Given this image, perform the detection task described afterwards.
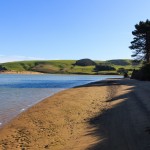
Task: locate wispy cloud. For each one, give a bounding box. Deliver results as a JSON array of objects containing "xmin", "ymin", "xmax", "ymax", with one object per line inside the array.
[{"xmin": 0, "ymin": 55, "xmax": 45, "ymax": 63}]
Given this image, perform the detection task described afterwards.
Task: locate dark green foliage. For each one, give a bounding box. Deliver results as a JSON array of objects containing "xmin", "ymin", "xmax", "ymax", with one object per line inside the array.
[
  {"xmin": 74, "ymin": 59, "xmax": 96, "ymax": 66},
  {"xmin": 126, "ymin": 68, "xmax": 134, "ymax": 71},
  {"xmin": 129, "ymin": 19, "xmax": 150, "ymax": 63},
  {"xmin": 117, "ymin": 68, "xmax": 128, "ymax": 74},
  {"xmin": 131, "ymin": 64, "xmax": 150, "ymax": 80},
  {"xmin": 107, "ymin": 59, "xmax": 131, "ymax": 66},
  {"xmin": 94, "ymin": 64, "xmax": 116, "ymax": 72},
  {"xmin": 0, "ymin": 65, "xmax": 7, "ymax": 71}
]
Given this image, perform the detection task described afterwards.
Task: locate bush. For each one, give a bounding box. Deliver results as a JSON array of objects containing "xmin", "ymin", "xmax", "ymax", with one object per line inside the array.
[
  {"xmin": 131, "ymin": 64, "xmax": 150, "ymax": 80},
  {"xmin": 94, "ymin": 64, "xmax": 116, "ymax": 72},
  {"xmin": 74, "ymin": 59, "xmax": 96, "ymax": 66},
  {"xmin": 117, "ymin": 68, "xmax": 128, "ymax": 74},
  {"xmin": 0, "ymin": 65, "xmax": 7, "ymax": 71},
  {"xmin": 107, "ymin": 59, "xmax": 131, "ymax": 66}
]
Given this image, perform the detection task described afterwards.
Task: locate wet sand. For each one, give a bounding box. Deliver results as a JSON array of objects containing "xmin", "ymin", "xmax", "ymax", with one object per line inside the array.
[{"xmin": 0, "ymin": 79, "xmax": 150, "ymax": 150}]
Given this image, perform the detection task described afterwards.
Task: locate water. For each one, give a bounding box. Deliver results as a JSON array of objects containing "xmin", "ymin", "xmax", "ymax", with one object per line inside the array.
[{"xmin": 0, "ymin": 74, "xmax": 121, "ymax": 127}]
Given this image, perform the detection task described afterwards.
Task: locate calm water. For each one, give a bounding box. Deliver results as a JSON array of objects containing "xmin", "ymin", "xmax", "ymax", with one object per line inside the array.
[{"xmin": 0, "ymin": 74, "xmax": 121, "ymax": 127}]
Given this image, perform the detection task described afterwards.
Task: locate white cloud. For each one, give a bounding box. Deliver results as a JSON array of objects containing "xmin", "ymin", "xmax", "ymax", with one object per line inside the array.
[{"xmin": 0, "ymin": 55, "xmax": 45, "ymax": 63}]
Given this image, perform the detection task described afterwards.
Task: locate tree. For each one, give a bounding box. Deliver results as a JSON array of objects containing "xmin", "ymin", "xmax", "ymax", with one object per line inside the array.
[
  {"xmin": 117, "ymin": 68, "xmax": 127, "ymax": 74},
  {"xmin": 74, "ymin": 59, "xmax": 96, "ymax": 66},
  {"xmin": 0, "ymin": 65, "xmax": 7, "ymax": 71},
  {"xmin": 129, "ymin": 19, "xmax": 150, "ymax": 63},
  {"xmin": 94, "ymin": 64, "xmax": 116, "ymax": 72}
]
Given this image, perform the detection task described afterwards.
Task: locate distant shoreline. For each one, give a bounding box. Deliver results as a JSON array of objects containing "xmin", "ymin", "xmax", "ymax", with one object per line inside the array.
[
  {"xmin": 0, "ymin": 71, "xmax": 44, "ymax": 74},
  {"xmin": 0, "ymin": 71, "xmax": 120, "ymax": 75}
]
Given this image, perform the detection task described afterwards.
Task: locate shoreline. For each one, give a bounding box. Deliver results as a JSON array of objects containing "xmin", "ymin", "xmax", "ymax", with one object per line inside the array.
[
  {"xmin": 0, "ymin": 80, "xmax": 106, "ymax": 129},
  {"xmin": 1, "ymin": 79, "xmax": 150, "ymax": 149},
  {"xmin": 0, "ymin": 71, "xmax": 44, "ymax": 74},
  {"xmin": 0, "ymin": 88, "xmax": 68, "ymax": 129},
  {"xmin": 0, "ymin": 79, "xmax": 113, "ymax": 149},
  {"xmin": 0, "ymin": 71, "xmax": 120, "ymax": 75},
  {"xmin": 0, "ymin": 75, "xmax": 121, "ymax": 130}
]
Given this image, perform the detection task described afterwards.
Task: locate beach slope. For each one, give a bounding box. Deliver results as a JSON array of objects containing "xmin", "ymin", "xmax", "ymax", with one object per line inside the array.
[{"xmin": 0, "ymin": 79, "xmax": 150, "ymax": 150}]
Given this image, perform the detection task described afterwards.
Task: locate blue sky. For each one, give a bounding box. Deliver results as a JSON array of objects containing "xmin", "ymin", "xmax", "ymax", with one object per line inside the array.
[{"xmin": 0, "ymin": 0, "xmax": 150, "ymax": 62}]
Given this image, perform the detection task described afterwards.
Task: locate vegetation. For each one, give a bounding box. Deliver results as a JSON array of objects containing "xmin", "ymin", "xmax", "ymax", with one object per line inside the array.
[
  {"xmin": 0, "ymin": 65, "xmax": 7, "ymax": 71},
  {"xmin": 117, "ymin": 68, "xmax": 127, "ymax": 74},
  {"xmin": 0, "ymin": 59, "xmax": 140, "ymax": 75},
  {"xmin": 129, "ymin": 19, "xmax": 150, "ymax": 81},
  {"xmin": 94, "ymin": 64, "xmax": 116, "ymax": 72},
  {"xmin": 131, "ymin": 64, "xmax": 150, "ymax": 80},
  {"xmin": 74, "ymin": 59, "xmax": 96, "ymax": 66},
  {"xmin": 107, "ymin": 59, "xmax": 131, "ymax": 66},
  {"xmin": 129, "ymin": 19, "xmax": 150, "ymax": 63}
]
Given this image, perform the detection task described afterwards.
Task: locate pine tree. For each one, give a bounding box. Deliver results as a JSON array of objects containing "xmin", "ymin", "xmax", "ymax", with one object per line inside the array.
[{"xmin": 129, "ymin": 19, "xmax": 150, "ymax": 63}]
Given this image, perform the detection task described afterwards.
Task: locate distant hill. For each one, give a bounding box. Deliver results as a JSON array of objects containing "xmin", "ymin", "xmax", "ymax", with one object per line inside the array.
[{"xmin": 0, "ymin": 59, "xmax": 141, "ymax": 75}]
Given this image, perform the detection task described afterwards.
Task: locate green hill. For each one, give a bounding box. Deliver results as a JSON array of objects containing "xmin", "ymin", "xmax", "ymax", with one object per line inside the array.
[{"xmin": 0, "ymin": 59, "xmax": 141, "ymax": 75}]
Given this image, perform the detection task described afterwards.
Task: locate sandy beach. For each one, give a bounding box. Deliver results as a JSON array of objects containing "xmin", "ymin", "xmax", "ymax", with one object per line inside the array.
[{"xmin": 0, "ymin": 79, "xmax": 150, "ymax": 150}]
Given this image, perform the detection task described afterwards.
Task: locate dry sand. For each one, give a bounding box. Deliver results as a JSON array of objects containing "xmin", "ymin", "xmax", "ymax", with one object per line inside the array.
[{"xmin": 0, "ymin": 79, "xmax": 150, "ymax": 150}]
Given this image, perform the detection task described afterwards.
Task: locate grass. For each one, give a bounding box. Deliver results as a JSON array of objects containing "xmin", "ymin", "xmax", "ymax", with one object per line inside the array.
[{"xmin": 0, "ymin": 59, "xmax": 141, "ymax": 75}]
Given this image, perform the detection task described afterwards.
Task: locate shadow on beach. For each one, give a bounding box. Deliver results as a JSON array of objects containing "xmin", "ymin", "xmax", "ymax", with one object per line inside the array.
[{"xmin": 74, "ymin": 79, "xmax": 150, "ymax": 150}]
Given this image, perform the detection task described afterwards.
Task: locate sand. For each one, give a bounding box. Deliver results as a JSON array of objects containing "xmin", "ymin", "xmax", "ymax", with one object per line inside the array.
[{"xmin": 0, "ymin": 79, "xmax": 150, "ymax": 150}]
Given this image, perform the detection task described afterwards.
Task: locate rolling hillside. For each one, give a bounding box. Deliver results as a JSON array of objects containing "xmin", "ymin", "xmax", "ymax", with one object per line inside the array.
[{"xmin": 0, "ymin": 59, "xmax": 141, "ymax": 75}]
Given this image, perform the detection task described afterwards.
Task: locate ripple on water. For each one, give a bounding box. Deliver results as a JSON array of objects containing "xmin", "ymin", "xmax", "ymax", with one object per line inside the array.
[{"xmin": 0, "ymin": 74, "xmax": 121, "ymax": 127}]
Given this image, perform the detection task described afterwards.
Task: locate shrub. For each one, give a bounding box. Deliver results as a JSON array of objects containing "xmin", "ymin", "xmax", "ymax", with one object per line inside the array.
[
  {"xmin": 74, "ymin": 59, "xmax": 96, "ymax": 66},
  {"xmin": 117, "ymin": 68, "xmax": 128, "ymax": 74},
  {"xmin": 131, "ymin": 64, "xmax": 150, "ymax": 80},
  {"xmin": 94, "ymin": 64, "xmax": 116, "ymax": 72}
]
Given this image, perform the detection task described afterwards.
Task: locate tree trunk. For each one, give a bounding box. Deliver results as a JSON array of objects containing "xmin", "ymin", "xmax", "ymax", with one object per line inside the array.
[{"xmin": 146, "ymin": 31, "xmax": 150, "ymax": 63}]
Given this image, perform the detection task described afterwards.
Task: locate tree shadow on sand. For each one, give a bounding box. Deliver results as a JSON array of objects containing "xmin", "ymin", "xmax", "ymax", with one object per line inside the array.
[{"xmin": 75, "ymin": 79, "xmax": 150, "ymax": 150}]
